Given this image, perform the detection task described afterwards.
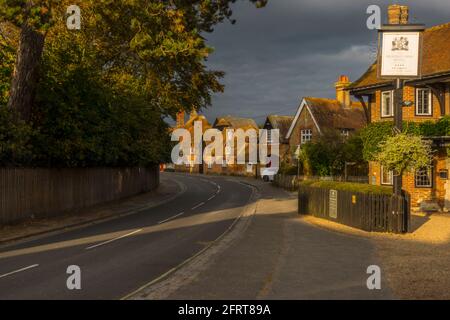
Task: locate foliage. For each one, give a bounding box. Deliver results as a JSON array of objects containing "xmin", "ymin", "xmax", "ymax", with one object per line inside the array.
[
  {"xmin": 298, "ymin": 130, "xmax": 366, "ymax": 176},
  {"xmin": 360, "ymin": 116, "xmax": 450, "ymax": 161},
  {"xmin": 278, "ymin": 162, "xmax": 298, "ymax": 175},
  {"xmin": 359, "ymin": 122, "xmax": 394, "ymax": 161},
  {"xmin": 0, "ymin": 24, "xmax": 15, "ymax": 105},
  {"xmin": 0, "ymin": 0, "xmax": 267, "ymax": 167},
  {"xmin": 375, "ymin": 133, "xmax": 433, "ymax": 175},
  {"xmin": 299, "ymin": 180, "xmax": 392, "ymax": 195},
  {"xmin": 0, "ymin": 107, "xmax": 34, "ymax": 166}
]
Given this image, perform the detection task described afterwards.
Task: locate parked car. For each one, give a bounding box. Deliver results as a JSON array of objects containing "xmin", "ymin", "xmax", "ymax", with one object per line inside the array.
[
  {"xmin": 164, "ymin": 163, "xmax": 175, "ymax": 172},
  {"xmin": 260, "ymin": 167, "xmax": 278, "ymax": 182}
]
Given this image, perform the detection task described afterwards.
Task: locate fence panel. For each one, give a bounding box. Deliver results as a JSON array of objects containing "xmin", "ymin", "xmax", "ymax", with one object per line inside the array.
[
  {"xmin": 298, "ymin": 185, "xmax": 408, "ymax": 234},
  {"xmin": 0, "ymin": 167, "xmax": 159, "ymax": 225}
]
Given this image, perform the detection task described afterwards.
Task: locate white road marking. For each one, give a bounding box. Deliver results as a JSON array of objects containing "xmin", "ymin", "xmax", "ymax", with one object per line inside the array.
[
  {"xmin": 0, "ymin": 264, "xmax": 39, "ymax": 279},
  {"xmin": 86, "ymin": 229, "xmax": 142, "ymax": 250},
  {"xmin": 158, "ymin": 212, "xmax": 185, "ymax": 225},
  {"xmin": 191, "ymin": 202, "xmax": 205, "ymax": 210}
]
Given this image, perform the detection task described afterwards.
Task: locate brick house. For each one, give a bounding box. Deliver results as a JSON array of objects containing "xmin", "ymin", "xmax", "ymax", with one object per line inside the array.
[
  {"xmin": 204, "ymin": 116, "xmax": 259, "ymax": 177},
  {"xmin": 262, "ymin": 115, "xmax": 294, "ymax": 163},
  {"xmin": 349, "ymin": 4, "xmax": 450, "ymax": 211},
  {"xmin": 173, "ymin": 110, "xmax": 212, "ymax": 174},
  {"xmin": 285, "ymin": 76, "xmax": 367, "ymax": 164}
]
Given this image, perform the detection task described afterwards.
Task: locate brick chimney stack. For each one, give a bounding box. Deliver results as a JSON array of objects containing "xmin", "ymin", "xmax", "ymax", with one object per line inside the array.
[
  {"xmin": 388, "ymin": 4, "xmax": 409, "ymax": 25},
  {"xmin": 335, "ymin": 75, "xmax": 352, "ymax": 107},
  {"xmin": 176, "ymin": 111, "xmax": 185, "ymax": 128}
]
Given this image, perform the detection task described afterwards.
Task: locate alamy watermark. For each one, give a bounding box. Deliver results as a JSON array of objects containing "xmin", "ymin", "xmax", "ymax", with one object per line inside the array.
[{"xmin": 171, "ymin": 121, "xmax": 280, "ymax": 173}]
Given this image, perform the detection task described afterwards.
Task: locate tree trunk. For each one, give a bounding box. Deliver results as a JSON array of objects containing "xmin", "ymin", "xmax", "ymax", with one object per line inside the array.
[{"xmin": 7, "ymin": 24, "xmax": 45, "ymax": 122}]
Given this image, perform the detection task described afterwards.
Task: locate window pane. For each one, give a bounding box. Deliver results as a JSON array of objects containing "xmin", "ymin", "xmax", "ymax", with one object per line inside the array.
[
  {"xmin": 415, "ymin": 167, "xmax": 432, "ymax": 187},
  {"xmin": 382, "ymin": 92, "xmax": 392, "ymax": 117}
]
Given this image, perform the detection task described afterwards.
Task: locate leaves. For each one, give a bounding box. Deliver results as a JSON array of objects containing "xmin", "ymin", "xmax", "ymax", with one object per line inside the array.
[{"xmin": 375, "ymin": 133, "xmax": 433, "ymax": 175}]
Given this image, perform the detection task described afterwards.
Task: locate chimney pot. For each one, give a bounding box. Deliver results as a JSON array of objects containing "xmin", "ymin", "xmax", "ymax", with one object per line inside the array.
[{"xmin": 388, "ymin": 4, "xmax": 409, "ymax": 25}]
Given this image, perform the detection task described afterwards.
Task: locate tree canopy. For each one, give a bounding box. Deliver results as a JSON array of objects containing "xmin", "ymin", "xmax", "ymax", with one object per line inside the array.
[{"xmin": 0, "ymin": 0, "xmax": 267, "ymax": 167}]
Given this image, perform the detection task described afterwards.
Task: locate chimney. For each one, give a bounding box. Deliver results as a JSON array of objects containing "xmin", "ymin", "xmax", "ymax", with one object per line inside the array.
[
  {"xmin": 388, "ymin": 4, "xmax": 409, "ymax": 25},
  {"xmin": 335, "ymin": 75, "xmax": 351, "ymax": 107},
  {"xmin": 176, "ymin": 111, "xmax": 185, "ymax": 127}
]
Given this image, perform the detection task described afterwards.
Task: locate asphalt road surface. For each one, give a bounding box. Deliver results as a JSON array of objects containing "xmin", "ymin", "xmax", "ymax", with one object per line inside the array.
[{"xmin": 0, "ymin": 173, "xmax": 253, "ymax": 299}]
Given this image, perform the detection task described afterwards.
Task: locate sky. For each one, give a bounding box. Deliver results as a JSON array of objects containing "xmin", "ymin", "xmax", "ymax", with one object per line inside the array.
[{"xmin": 200, "ymin": 0, "xmax": 450, "ymax": 124}]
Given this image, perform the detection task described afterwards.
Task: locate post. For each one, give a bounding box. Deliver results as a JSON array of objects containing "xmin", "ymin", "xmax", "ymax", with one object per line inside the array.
[{"xmin": 393, "ymin": 78, "xmax": 404, "ymax": 196}]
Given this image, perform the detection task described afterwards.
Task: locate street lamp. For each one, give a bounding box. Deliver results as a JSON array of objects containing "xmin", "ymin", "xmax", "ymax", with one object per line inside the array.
[{"xmin": 377, "ymin": 23, "xmax": 425, "ymax": 196}]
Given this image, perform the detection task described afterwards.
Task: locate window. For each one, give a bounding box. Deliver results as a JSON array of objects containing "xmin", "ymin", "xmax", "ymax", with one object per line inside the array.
[
  {"xmin": 267, "ymin": 129, "xmax": 272, "ymax": 143},
  {"xmin": 381, "ymin": 91, "xmax": 394, "ymax": 117},
  {"xmin": 341, "ymin": 129, "xmax": 350, "ymax": 137},
  {"xmin": 301, "ymin": 129, "xmax": 313, "ymax": 144},
  {"xmin": 415, "ymin": 167, "xmax": 432, "ymax": 188},
  {"xmin": 416, "ymin": 88, "xmax": 432, "ymax": 116},
  {"xmin": 381, "ymin": 166, "xmax": 393, "ymax": 185}
]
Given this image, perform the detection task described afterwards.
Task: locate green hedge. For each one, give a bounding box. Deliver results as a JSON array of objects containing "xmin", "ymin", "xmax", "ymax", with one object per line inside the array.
[{"xmin": 299, "ymin": 180, "xmax": 393, "ymax": 195}]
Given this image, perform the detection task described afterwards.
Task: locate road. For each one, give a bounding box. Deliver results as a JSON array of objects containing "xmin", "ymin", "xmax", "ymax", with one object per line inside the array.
[{"xmin": 0, "ymin": 173, "xmax": 254, "ymax": 299}]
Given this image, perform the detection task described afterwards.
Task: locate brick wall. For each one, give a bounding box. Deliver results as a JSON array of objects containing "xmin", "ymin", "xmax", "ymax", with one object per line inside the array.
[
  {"xmin": 369, "ymin": 149, "xmax": 448, "ymax": 209},
  {"xmin": 371, "ymin": 85, "xmax": 445, "ymax": 122},
  {"xmin": 288, "ymin": 106, "xmax": 319, "ymax": 161}
]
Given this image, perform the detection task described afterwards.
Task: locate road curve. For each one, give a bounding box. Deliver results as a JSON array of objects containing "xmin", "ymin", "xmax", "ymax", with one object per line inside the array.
[{"xmin": 0, "ymin": 173, "xmax": 254, "ymax": 300}]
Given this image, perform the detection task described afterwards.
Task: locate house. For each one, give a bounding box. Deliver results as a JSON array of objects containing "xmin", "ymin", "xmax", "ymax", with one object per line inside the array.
[
  {"xmin": 204, "ymin": 116, "xmax": 259, "ymax": 177},
  {"xmin": 348, "ymin": 4, "xmax": 450, "ymax": 211},
  {"xmin": 263, "ymin": 115, "xmax": 294, "ymax": 163},
  {"xmin": 173, "ymin": 110, "xmax": 212, "ymax": 174},
  {"xmin": 285, "ymin": 76, "xmax": 367, "ymax": 163}
]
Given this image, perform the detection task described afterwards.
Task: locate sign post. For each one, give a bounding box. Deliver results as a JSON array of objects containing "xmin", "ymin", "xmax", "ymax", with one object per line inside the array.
[{"xmin": 378, "ymin": 24, "xmax": 425, "ymax": 196}]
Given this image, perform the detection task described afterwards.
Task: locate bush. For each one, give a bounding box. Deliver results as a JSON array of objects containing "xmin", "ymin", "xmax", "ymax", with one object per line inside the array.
[
  {"xmin": 299, "ymin": 130, "xmax": 366, "ymax": 176},
  {"xmin": 0, "ymin": 107, "xmax": 34, "ymax": 166},
  {"xmin": 299, "ymin": 180, "xmax": 392, "ymax": 195}
]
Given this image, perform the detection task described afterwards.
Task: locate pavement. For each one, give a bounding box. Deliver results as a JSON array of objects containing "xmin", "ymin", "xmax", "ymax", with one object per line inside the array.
[{"xmin": 130, "ymin": 176, "xmax": 393, "ymax": 300}]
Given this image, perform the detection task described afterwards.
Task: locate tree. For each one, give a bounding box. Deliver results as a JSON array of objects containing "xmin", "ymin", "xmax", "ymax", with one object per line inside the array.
[
  {"xmin": 299, "ymin": 130, "xmax": 366, "ymax": 176},
  {"xmin": 1, "ymin": 0, "xmax": 56, "ymax": 121},
  {"xmin": 375, "ymin": 133, "xmax": 433, "ymax": 176}
]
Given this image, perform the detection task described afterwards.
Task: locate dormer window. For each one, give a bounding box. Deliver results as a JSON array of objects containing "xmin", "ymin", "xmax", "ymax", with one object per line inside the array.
[
  {"xmin": 381, "ymin": 91, "xmax": 394, "ymax": 117},
  {"xmin": 416, "ymin": 88, "xmax": 432, "ymax": 116}
]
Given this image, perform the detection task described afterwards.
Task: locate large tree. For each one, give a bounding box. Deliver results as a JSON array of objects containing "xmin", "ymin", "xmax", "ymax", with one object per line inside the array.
[
  {"xmin": 0, "ymin": 0, "xmax": 55, "ymax": 121},
  {"xmin": 1, "ymin": 0, "xmax": 267, "ymax": 121}
]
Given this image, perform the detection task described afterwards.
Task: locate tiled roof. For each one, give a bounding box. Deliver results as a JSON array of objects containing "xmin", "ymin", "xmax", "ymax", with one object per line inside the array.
[
  {"xmin": 304, "ymin": 98, "xmax": 367, "ymax": 131},
  {"xmin": 350, "ymin": 22, "xmax": 450, "ymax": 91},
  {"xmin": 266, "ymin": 115, "xmax": 294, "ymax": 143},
  {"xmin": 213, "ymin": 116, "xmax": 258, "ymax": 130}
]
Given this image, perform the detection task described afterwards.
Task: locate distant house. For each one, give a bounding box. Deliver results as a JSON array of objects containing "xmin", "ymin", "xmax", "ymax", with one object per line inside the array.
[
  {"xmin": 285, "ymin": 76, "xmax": 367, "ymax": 163},
  {"xmin": 348, "ymin": 4, "xmax": 450, "ymax": 211},
  {"xmin": 205, "ymin": 116, "xmax": 259, "ymax": 177},
  {"xmin": 263, "ymin": 115, "xmax": 294, "ymax": 163},
  {"xmin": 173, "ymin": 110, "xmax": 212, "ymax": 174}
]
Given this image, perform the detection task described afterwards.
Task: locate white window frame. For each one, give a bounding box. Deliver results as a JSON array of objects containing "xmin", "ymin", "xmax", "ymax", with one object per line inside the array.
[
  {"xmin": 381, "ymin": 166, "xmax": 393, "ymax": 186},
  {"xmin": 415, "ymin": 167, "xmax": 433, "ymax": 188},
  {"xmin": 381, "ymin": 90, "xmax": 394, "ymax": 118},
  {"xmin": 300, "ymin": 129, "xmax": 313, "ymax": 144},
  {"xmin": 341, "ymin": 129, "xmax": 350, "ymax": 137},
  {"xmin": 416, "ymin": 88, "xmax": 433, "ymax": 116}
]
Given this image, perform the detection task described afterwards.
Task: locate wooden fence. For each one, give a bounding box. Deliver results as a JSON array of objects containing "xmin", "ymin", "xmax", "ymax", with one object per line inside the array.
[
  {"xmin": 0, "ymin": 167, "xmax": 159, "ymax": 225},
  {"xmin": 298, "ymin": 185, "xmax": 410, "ymax": 234}
]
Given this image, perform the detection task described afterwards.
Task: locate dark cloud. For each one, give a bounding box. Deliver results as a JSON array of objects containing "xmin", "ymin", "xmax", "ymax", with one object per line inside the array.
[{"xmin": 201, "ymin": 0, "xmax": 450, "ymax": 123}]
